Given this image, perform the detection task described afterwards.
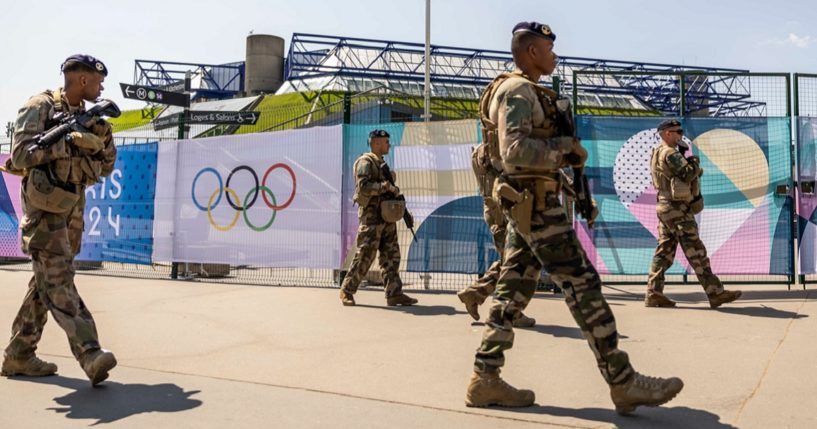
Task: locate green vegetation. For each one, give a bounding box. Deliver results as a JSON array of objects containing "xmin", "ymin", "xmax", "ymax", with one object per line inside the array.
[
  {"xmin": 109, "ymin": 107, "xmax": 164, "ymax": 132},
  {"xmin": 234, "ymin": 92, "xmax": 346, "ymax": 134},
  {"xmin": 138, "ymin": 91, "xmax": 656, "ymax": 139},
  {"xmin": 232, "ymin": 91, "xmax": 478, "ymax": 135}
]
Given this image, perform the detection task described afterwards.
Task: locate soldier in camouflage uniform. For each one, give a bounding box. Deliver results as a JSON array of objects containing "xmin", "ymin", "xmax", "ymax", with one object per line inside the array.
[
  {"xmin": 464, "ymin": 22, "xmax": 683, "ymax": 414},
  {"xmin": 645, "ymin": 119, "xmax": 742, "ymax": 308},
  {"xmin": 1, "ymin": 55, "xmax": 118, "ymax": 386},
  {"xmin": 456, "ymin": 140, "xmax": 536, "ymax": 327},
  {"xmin": 339, "ymin": 129, "xmax": 418, "ymax": 307}
]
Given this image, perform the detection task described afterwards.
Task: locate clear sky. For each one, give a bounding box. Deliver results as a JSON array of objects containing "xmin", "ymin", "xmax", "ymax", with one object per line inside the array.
[{"xmin": 1, "ymin": 0, "xmax": 814, "ymax": 125}]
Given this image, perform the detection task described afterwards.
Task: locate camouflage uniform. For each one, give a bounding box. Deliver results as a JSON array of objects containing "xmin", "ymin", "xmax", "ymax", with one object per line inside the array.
[
  {"xmin": 464, "ymin": 147, "xmax": 560, "ymax": 304},
  {"xmin": 647, "ymin": 144, "xmax": 723, "ymax": 296},
  {"xmin": 4, "ymin": 88, "xmax": 116, "ymax": 362},
  {"xmin": 340, "ymin": 152, "xmax": 404, "ymax": 298},
  {"xmin": 465, "ymin": 144, "xmax": 508, "ymax": 299},
  {"xmin": 473, "ymin": 71, "xmax": 634, "ymax": 386}
]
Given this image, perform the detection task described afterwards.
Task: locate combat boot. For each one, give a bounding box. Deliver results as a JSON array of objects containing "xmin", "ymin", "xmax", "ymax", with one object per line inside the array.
[
  {"xmin": 465, "ymin": 370, "xmax": 535, "ymax": 407},
  {"xmin": 708, "ymin": 290, "xmax": 742, "ymax": 308},
  {"xmin": 80, "ymin": 349, "xmax": 117, "ymax": 386},
  {"xmin": 386, "ymin": 293, "xmax": 418, "ymax": 306},
  {"xmin": 610, "ymin": 372, "xmax": 684, "ymax": 415},
  {"xmin": 644, "ymin": 292, "xmax": 677, "ymax": 308},
  {"xmin": 457, "ymin": 288, "xmax": 484, "ymax": 320},
  {"xmin": 513, "ymin": 313, "xmax": 536, "ymax": 328},
  {"xmin": 340, "ymin": 289, "xmax": 355, "ymax": 306},
  {"xmin": 1, "ymin": 355, "xmax": 58, "ymax": 377}
]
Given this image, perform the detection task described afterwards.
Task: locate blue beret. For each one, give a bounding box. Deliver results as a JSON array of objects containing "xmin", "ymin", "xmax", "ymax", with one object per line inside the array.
[
  {"xmin": 512, "ymin": 21, "xmax": 556, "ymax": 42},
  {"xmin": 368, "ymin": 129, "xmax": 390, "ymax": 139},
  {"xmin": 657, "ymin": 119, "xmax": 682, "ymax": 131},
  {"xmin": 61, "ymin": 54, "xmax": 108, "ymax": 76}
]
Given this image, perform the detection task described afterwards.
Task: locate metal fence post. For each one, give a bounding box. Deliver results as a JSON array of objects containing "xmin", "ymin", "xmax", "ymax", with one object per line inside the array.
[{"xmin": 343, "ymin": 92, "xmax": 352, "ymax": 124}]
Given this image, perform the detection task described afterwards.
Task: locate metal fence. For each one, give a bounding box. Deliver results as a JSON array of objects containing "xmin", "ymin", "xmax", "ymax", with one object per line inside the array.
[
  {"xmin": 796, "ymin": 74, "xmax": 817, "ymax": 285},
  {"xmin": 2, "ymin": 73, "xmax": 814, "ymax": 291},
  {"xmin": 571, "ymin": 71, "xmax": 790, "ymax": 118},
  {"xmin": 571, "ymin": 71, "xmax": 796, "ymax": 287}
]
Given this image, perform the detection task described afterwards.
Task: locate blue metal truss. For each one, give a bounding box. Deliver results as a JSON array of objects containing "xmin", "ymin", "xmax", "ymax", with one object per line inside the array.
[
  {"xmin": 132, "ymin": 34, "xmax": 767, "ymax": 116},
  {"xmin": 133, "ymin": 60, "xmax": 245, "ymax": 100},
  {"xmin": 284, "ymin": 33, "xmax": 765, "ymax": 116}
]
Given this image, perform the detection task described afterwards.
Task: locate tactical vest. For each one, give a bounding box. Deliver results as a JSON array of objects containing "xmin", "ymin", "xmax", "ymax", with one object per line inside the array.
[
  {"xmin": 476, "ymin": 72, "xmax": 565, "ymax": 188},
  {"xmin": 22, "ymin": 89, "xmax": 94, "ymax": 214},
  {"xmin": 48, "ymin": 89, "xmax": 87, "ymax": 188},
  {"xmin": 352, "ymin": 152, "xmax": 385, "ymax": 208},
  {"xmin": 650, "ymin": 144, "xmax": 693, "ymax": 203}
]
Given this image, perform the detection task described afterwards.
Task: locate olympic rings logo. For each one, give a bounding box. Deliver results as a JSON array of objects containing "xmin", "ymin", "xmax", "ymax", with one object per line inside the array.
[{"xmin": 191, "ymin": 164, "xmax": 297, "ymax": 232}]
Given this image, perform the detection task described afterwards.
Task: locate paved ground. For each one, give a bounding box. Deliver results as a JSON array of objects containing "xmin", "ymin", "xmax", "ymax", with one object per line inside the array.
[{"xmin": 0, "ymin": 269, "xmax": 815, "ymax": 428}]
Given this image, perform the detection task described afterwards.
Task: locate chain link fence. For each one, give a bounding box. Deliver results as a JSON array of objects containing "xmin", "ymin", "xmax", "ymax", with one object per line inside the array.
[
  {"xmin": 1, "ymin": 74, "xmax": 807, "ymax": 289},
  {"xmin": 572, "ymin": 71, "xmax": 795, "ymax": 286},
  {"xmin": 795, "ymin": 74, "xmax": 817, "ymax": 285}
]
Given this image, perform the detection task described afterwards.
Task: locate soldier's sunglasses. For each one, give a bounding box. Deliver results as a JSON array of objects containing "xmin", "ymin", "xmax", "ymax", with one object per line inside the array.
[{"xmin": 668, "ymin": 129, "xmax": 684, "ymax": 135}]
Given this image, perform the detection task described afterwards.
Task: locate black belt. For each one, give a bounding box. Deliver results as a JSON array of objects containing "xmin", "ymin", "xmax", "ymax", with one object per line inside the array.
[{"xmin": 36, "ymin": 166, "xmax": 78, "ymax": 193}]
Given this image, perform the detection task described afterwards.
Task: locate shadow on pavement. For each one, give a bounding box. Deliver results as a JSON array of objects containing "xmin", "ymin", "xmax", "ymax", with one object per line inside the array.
[
  {"xmin": 628, "ymin": 289, "xmax": 813, "ymax": 304},
  {"xmin": 676, "ymin": 305, "xmax": 808, "ymax": 319},
  {"xmin": 11, "ymin": 375, "xmax": 202, "ymax": 425},
  {"xmin": 506, "ymin": 404, "xmax": 736, "ymax": 429},
  {"xmin": 355, "ymin": 303, "xmax": 466, "ymax": 316},
  {"xmin": 528, "ymin": 324, "xmax": 586, "ymax": 339}
]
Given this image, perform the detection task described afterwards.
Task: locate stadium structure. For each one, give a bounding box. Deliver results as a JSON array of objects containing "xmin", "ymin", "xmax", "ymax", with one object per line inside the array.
[{"xmin": 112, "ymin": 33, "xmax": 767, "ymax": 140}]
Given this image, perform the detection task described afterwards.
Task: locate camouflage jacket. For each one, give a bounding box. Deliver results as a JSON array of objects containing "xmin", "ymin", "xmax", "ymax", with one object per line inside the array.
[
  {"xmin": 353, "ymin": 152, "xmax": 391, "ymax": 225},
  {"xmin": 10, "ymin": 88, "xmax": 117, "ymax": 191},
  {"xmin": 486, "ymin": 70, "xmax": 574, "ymax": 174},
  {"xmin": 650, "ymin": 143, "xmax": 701, "ymax": 203}
]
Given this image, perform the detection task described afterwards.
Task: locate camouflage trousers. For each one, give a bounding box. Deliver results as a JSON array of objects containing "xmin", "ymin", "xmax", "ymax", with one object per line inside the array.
[
  {"xmin": 5, "ymin": 202, "xmax": 100, "ymax": 361},
  {"xmin": 467, "ymin": 197, "xmax": 507, "ymax": 302},
  {"xmin": 467, "ymin": 197, "xmax": 554, "ymax": 303},
  {"xmin": 647, "ymin": 202, "xmax": 724, "ymax": 296},
  {"xmin": 474, "ymin": 191, "xmax": 633, "ymax": 385},
  {"xmin": 5, "ymin": 250, "xmax": 101, "ymax": 360},
  {"xmin": 341, "ymin": 221, "xmax": 404, "ymax": 298}
]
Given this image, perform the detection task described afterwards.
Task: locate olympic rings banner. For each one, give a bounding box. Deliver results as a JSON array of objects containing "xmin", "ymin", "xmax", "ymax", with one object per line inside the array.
[{"xmin": 153, "ymin": 126, "xmax": 343, "ymax": 267}]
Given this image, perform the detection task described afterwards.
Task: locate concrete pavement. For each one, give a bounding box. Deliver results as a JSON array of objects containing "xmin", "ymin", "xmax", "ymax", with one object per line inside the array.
[{"xmin": 0, "ymin": 269, "xmax": 814, "ymax": 428}]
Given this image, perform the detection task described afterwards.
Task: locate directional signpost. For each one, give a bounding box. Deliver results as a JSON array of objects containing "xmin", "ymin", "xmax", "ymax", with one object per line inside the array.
[
  {"xmin": 151, "ymin": 111, "xmax": 260, "ymax": 131},
  {"xmin": 188, "ymin": 111, "xmax": 260, "ymax": 125},
  {"xmin": 159, "ymin": 80, "xmax": 186, "ymax": 93},
  {"xmin": 119, "ymin": 83, "xmax": 190, "ymax": 107},
  {"xmin": 121, "ymin": 78, "xmax": 194, "ymax": 280},
  {"xmin": 151, "ymin": 113, "xmax": 182, "ymax": 131}
]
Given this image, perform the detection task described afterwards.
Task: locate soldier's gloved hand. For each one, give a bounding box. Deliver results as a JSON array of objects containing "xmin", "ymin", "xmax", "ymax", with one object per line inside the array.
[
  {"xmin": 686, "ymin": 155, "xmax": 704, "ymax": 175},
  {"xmin": 93, "ymin": 118, "xmax": 112, "ymax": 139},
  {"xmin": 382, "ymin": 182, "xmax": 400, "ymax": 195},
  {"xmin": 83, "ymin": 116, "xmax": 113, "ymax": 138},
  {"xmin": 562, "ymin": 137, "xmax": 588, "ymax": 168},
  {"xmin": 586, "ymin": 199, "xmax": 599, "ymax": 228},
  {"xmin": 67, "ymin": 131, "xmax": 104, "ymax": 155}
]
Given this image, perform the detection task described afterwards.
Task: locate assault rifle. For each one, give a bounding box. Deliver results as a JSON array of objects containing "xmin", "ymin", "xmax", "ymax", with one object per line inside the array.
[
  {"xmin": 381, "ymin": 163, "xmax": 418, "ymax": 242},
  {"xmin": 554, "ymin": 98, "xmax": 595, "ymax": 228},
  {"xmin": 28, "ymin": 99, "xmax": 121, "ymax": 153}
]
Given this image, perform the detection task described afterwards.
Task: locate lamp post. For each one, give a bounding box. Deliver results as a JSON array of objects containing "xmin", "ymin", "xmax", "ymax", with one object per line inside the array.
[{"xmin": 423, "ymin": 0, "xmax": 431, "ymax": 122}]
